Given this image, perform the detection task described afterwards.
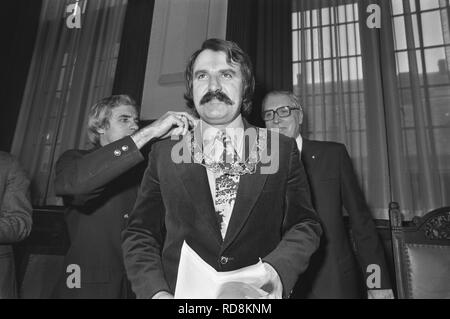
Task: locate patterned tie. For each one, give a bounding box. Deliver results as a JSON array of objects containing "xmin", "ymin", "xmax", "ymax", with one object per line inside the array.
[{"xmin": 214, "ymin": 132, "xmax": 240, "ymax": 239}]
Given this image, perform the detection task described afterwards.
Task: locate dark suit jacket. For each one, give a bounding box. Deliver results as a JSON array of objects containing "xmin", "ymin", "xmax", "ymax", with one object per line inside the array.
[
  {"xmin": 0, "ymin": 152, "xmax": 32, "ymax": 299},
  {"xmin": 122, "ymin": 124, "xmax": 322, "ymax": 299},
  {"xmin": 292, "ymin": 139, "xmax": 391, "ymax": 299},
  {"xmin": 52, "ymin": 136, "xmax": 146, "ymax": 299}
]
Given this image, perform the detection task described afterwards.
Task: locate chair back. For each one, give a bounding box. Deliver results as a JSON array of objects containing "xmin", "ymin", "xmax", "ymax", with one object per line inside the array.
[{"xmin": 389, "ymin": 202, "xmax": 450, "ymax": 299}]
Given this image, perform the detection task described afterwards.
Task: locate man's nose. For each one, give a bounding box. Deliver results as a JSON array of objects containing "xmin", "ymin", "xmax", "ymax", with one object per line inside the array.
[
  {"xmin": 208, "ymin": 75, "xmax": 222, "ymax": 92},
  {"xmin": 130, "ymin": 121, "xmax": 139, "ymax": 131},
  {"xmin": 273, "ymin": 112, "xmax": 281, "ymax": 124}
]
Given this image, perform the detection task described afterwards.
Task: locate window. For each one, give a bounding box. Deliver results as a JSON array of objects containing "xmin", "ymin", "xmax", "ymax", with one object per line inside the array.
[
  {"xmin": 390, "ymin": 0, "xmax": 450, "ymax": 215},
  {"xmin": 292, "ymin": 1, "xmax": 373, "ymax": 214},
  {"xmin": 292, "ymin": 0, "xmax": 450, "ymax": 218}
]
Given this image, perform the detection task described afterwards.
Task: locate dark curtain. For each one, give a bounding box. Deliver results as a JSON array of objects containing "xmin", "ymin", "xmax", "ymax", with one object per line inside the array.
[
  {"xmin": 113, "ymin": 0, "xmax": 155, "ymax": 106},
  {"xmin": 226, "ymin": 0, "xmax": 292, "ymax": 127},
  {"xmin": 0, "ymin": 0, "xmax": 42, "ymax": 152}
]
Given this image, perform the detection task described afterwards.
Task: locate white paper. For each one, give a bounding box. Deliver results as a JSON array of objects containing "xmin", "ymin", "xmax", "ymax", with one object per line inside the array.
[{"xmin": 174, "ymin": 241, "xmax": 269, "ymax": 299}]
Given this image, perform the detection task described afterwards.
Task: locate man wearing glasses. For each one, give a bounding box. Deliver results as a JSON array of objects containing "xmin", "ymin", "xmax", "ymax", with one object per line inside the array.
[{"xmin": 262, "ymin": 91, "xmax": 394, "ymax": 299}]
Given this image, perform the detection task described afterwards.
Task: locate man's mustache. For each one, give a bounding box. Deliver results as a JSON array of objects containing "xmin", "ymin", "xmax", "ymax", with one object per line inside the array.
[{"xmin": 200, "ymin": 90, "xmax": 234, "ymax": 106}]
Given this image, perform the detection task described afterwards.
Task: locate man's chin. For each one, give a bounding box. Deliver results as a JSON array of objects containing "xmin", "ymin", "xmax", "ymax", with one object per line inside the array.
[{"xmin": 200, "ymin": 112, "xmax": 240, "ymax": 126}]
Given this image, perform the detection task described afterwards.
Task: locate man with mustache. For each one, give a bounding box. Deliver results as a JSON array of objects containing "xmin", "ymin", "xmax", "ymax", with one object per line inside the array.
[
  {"xmin": 122, "ymin": 39, "xmax": 322, "ymax": 299},
  {"xmin": 53, "ymin": 94, "xmax": 195, "ymax": 298},
  {"xmin": 262, "ymin": 90, "xmax": 394, "ymax": 299}
]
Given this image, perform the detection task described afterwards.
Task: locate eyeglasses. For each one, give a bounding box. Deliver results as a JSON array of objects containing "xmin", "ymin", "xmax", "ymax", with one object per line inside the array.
[{"xmin": 262, "ymin": 106, "xmax": 300, "ymax": 121}]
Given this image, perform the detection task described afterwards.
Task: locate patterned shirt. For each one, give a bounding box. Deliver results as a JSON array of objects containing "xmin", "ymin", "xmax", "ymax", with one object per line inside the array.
[{"xmin": 201, "ymin": 116, "xmax": 244, "ymax": 238}]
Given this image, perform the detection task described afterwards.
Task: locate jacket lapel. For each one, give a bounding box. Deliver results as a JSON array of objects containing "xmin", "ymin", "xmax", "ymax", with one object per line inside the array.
[
  {"xmin": 301, "ymin": 139, "xmax": 319, "ymax": 174},
  {"xmin": 221, "ymin": 123, "xmax": 268, "ymax": 251},
  {"xmin": 221, "ymin": 167, "xmax": 268, "ymax": 251},
  {"xmin": 175, "ymin": 133, "xmax": 223, "ymax": 245}
]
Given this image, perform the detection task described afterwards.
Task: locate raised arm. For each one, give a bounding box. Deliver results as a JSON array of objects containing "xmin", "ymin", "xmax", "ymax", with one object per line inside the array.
[{"xmin": 55, "ymin": 136, "xmax": 144, "ymax": 203}]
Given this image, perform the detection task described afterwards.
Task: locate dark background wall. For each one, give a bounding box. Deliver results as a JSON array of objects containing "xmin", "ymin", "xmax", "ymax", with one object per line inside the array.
[
  {"xmin": 112, "ymin": 0, "xmax": 155, "ymax": 106},
  {"xmin": 0, "ymin": 0, "xmax": 42, "ymax": 152}
]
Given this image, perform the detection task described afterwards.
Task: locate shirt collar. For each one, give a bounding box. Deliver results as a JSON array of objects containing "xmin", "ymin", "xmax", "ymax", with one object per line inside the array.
[
  {"xmin": 201, "ymin": 115, "xmax": 244, "ymax": 158},
  {"xmin": 296, "ymin": 134, "xmax": 303, "ymax": 153}
]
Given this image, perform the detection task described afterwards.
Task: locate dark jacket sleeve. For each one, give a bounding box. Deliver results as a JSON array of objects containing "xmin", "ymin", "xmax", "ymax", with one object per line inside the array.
[
  {"xmin": 0, "ymin": 157, "xmax": 32, "ymax": 243},
  {"xmin": 263, "ymin": 139, "xmax": 322, "ymax": 297},
  {"xmin": 121, "ymin": 142, "xmax": 169, "ymax": 299},
  {"xmin": 55, "ymin": 136, "xmax": 144, "ymax": 206},
  {"xmin": 339, "ymin": 144, "xmax": 391, "ymax": 290}
]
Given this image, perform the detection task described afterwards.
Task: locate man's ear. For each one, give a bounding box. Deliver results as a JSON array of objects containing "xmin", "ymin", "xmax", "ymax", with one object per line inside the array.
[
  {"xmin": 298, "ymin": 110, "xmax": 304, "ymax": 125},
  {"xmin": 97, "ymin": 127, "xmax": 105, "ymax": 135}
]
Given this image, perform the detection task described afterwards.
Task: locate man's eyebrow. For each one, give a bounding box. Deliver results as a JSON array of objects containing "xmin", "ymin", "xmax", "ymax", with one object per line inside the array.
[
  {"xmin": 194, "ymin": 68, "xmax": 239, "ymax": 77},
  {"xmin": 219, "ymin": 69, "xmax": 237, "ymax": 75},
  {"xmin": 117, "ymin": 114, "xmax": 136, "ymax": 119}
]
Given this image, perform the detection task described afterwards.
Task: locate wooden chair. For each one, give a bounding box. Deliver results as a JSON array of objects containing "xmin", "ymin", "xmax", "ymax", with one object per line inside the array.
[{"xmin": 389, "ymin": 202, "xmax": 450, "ymax": 299}]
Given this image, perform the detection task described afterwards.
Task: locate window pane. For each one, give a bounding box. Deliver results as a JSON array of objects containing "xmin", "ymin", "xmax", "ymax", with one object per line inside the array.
[
  {"xmin": 421, "ymin": 11, "xmax": 444, "ymax": 47},
  {"xmin": 321, "ymin": 7, "xmax": 330, "ymax": 25},
  {"xmin": 347, "ymin": 23, "xmax": 357, "ymax": 55},
  {"xmin": 322, "ymin": 26, "xmax": 332, "ymax": 58},
  {"xmin": 409, "ymin": 0, "xmax": 417, "ymax": 12},
  {"xmin": 355, "ymin": 24, "xmax": 361, "ymax": 55},
  {"xmin": 391, "ymin": 0, "xmax": 404, "ymax": 15},
  {"xmin": 357, "ymin": 56, "xmax": 363, "ymax": 80},
  {"xmin": 424, "ymin": 47, "xmax": 447, "ymax": 75},
  {"xmin": 292, "ymin": 12, "xmax": 298, "ymax": 29},
  {"xmin": 396, "ymin": 51, "xmax": 409, "ymax": 78},
  {"xmin": 293, "ymin": 63, "xmax": 299, "ymax": 86},
  {"xmin": 293, "ymin": 30, "xmax": 299, "ymax": 61},
  {"xmin": 312, "ymin": 28, "xmax": 319, "ymax": 59},
  {"xmin": 338, "ymin": 24, "xmax": 348, "ymax": 56},
  {"xmin": 340, "ymin": 58, "xmax": 349, "ymax": 81},
  {"xmin": 346, "ymin": 3, "xmax": 354, "ymax": 22},
  {"xmin": 393, "ymin": 16, "xmax": 407, "ymax": 50},
  {"xmin": 304, "ymin": 10, "xmax": 310, "ymax": 27},
  {"xmin": 338, "ymin": 5, "xmax": 347, "ymax": 23},
  {"xmin": 323, "ymin": 59, "xmax": 333, "ymax": 84},
  {"xmin": 419, "ymin": 0, "xmax": 440, "ymax": 10},
  {"xmin": 312, "ymin": 9, "xmax": 319, "ymax": 27},
  {"xmin": 305, "ymin": 28, "xmax": 311, "ymax": 60},
  {"xmin": 348, "ymin": 57, "xmax": 359, "ymax": 83},
  {"xmin": 312, "ymin": 61, "xmax": 321, "ymax": 83}
]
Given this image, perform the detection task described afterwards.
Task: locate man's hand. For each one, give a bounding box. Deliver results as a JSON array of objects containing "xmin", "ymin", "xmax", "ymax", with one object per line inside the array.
[
  {"xmin": 368, "ymin": 289, "xmax": 395, "ymax": 299},
  {"xmin": 259, "ymin": 263, "xmax": 283, "ymax": 299},
  {"xmin": 131, "ymin": 111, "xmax": 198, "ymax": 149},
  {"xmin": 152, "ymin": 291, "xmax": 174, "ymax": 299}
]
